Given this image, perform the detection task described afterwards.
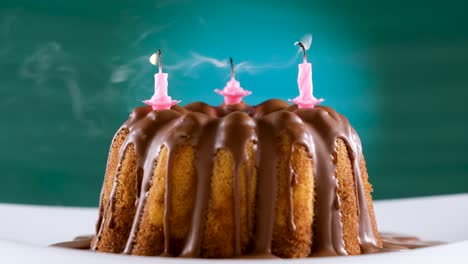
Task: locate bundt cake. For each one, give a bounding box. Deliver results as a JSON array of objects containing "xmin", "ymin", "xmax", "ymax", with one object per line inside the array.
[{"xmin": 91, "ymin": 99, "xmax": 383, "ymax": 258}]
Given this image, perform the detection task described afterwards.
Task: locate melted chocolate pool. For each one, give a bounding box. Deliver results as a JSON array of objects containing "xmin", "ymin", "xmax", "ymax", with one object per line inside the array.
[{"xmin": 52, "ymin": 233, "xmax": 443, "ymax": 257}]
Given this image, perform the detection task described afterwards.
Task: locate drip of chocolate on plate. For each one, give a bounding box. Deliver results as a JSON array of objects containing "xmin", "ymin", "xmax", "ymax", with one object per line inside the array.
[{"xmin": 52, "ymin": 233, "xmax": 442, "ymax": 257}]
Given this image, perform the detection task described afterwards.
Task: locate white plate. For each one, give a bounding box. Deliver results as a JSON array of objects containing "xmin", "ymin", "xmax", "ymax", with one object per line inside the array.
[{"xmin": 0, "ymin": 194, "xmax": 467, "ymax": 263}]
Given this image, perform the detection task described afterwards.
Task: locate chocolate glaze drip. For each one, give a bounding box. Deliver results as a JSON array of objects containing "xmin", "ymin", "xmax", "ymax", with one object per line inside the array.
[{"xmin": 91, "ymin": 99, "xmax": 385, "ymax": 257}]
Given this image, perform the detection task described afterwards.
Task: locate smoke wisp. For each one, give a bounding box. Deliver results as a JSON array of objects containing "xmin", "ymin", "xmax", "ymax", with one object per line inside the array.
[{"xmin": 19, "ymin": 42, "xmax": 103, "ymax": 136}]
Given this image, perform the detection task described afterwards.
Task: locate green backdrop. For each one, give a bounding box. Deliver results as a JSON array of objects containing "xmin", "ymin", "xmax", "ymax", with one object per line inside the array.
[{"xmin": 1, "ymin": 0, "xmax": 467, "ymax": 206}]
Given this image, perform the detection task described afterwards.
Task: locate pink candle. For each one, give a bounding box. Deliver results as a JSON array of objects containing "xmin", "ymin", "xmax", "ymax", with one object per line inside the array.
[
  {"xmin": 143, "ymin": 50, "xmax": 181, "ymax": 110},
  {"xmin": 215, "ymin": 57, "xmax": 252, "ymax": 105},
  {"xmin": 289, "ymin": 42, "xmax": 324, "ymax": 109}
]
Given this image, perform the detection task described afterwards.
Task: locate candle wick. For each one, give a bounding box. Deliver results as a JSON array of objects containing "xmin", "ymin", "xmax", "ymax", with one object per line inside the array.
[
  {"xmin": 229, "ymin": 57, "xmax": 235, "ymax": 79},
  {"xmin": 157, "ymin": 49, "xmax": 162, "ymax": 73},
  {"xmin": 295, "ymin": 41, "xmax": 307, "ymax": 62}
]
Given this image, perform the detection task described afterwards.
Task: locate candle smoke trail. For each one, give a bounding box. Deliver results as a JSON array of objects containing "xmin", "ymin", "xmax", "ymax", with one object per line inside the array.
[
  {"xmin": 300, "ymin": 34, "xmax": 312, "ymax": 51},
  {"xmin": 112, "ymin": 33, "xmax": 313, "ymax": 84},
  {"xmin": 111, "ymin": 33, "xmax": 312, "ymax": 89},
  {"xmin": 131, "ymin": 24, "xmax": 171, "ymax": 47},
  {"xmin": 191, "ymin": 52, "xmax": 229, "ymax": 68},
  {"xmin": 233, "ymin": 33, "xmax": 312, "ymax": 75},
  {"xmin": 164, "ymin": 52, "xmax": 229, "ymax": 77},
  {"xmin": 0, "ymin": 10, "xmax": 17, "ymax": 58},
  {"xmin": 19, "ymin": 42, "xmax": 104, "ymax": 136}
]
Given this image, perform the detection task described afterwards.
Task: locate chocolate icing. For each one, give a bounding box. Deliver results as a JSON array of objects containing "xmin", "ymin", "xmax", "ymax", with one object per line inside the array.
[{"xmin": 91, "ymin": 99, "xmax": 388, "ymax": 257}]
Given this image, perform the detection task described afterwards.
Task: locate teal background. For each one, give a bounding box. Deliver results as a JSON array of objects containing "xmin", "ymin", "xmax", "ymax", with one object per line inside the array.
[{"xmin": 1, "ymin": 0, "xmax": 467, "ymax": 206}]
